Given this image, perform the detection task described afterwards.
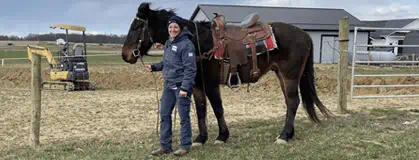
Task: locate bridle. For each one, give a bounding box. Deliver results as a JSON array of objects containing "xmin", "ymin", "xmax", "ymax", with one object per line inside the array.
[
  {"xmin": 132, "ymin": 17, "xmax": 154, "ymax": 58},
  {"xmin": 131, "ymin": 17, "xmax": 160, "ymax": 137}
]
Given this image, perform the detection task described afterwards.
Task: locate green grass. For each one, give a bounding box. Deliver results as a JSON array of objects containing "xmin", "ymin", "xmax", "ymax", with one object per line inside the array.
[
  {"xmin": 36, "ymin": 41, "xmax": 122, "ymax": 51},
  {"xmin": 2, "ymin": 108, "xmax": 418, "ymax": 160},
  {"xmin": 0, "ymin": 51, "xmax": 162, "ymax": 64},
  {"xmin": 0, "ymin": 51, "xmax": 27, "ymax": 58},
  {"xmin": 86, "ymin": 55, "xmax": 162, "ymax": 64}
]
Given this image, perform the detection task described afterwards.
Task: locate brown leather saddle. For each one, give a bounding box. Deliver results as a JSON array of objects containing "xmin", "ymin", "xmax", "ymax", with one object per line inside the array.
[{"xmin": 211, "ymin": 12, "xmax": 272, "ymax": 87}]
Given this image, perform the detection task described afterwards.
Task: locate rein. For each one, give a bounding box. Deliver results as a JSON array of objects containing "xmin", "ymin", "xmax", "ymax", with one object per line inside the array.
[
  {"xmin": 193, "ymin": 21, "xmax": 208, "ymax": 106},
  {"xmin": 132, "ymin": 17, "xmax": 161, "ymax": 137}
]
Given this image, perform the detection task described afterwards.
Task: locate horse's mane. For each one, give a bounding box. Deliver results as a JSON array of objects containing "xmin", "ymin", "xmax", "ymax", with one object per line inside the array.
[
  {"xmin": 140, "ymin": 3, "xmax": 213, "ymax": 46},
  {"xmin": 155, "ymin": 8, "xmax": 177, "ymax": 20},
  {"xmin": 193, "ymin": 21, "xmax": 211, "ymax": 29},
  {"xmin": 139, "ymin": 2, "xmax": 211, "ymax": 31},
  {"xmin": 155, "ymin": 9, "xmax": 211, "ymax": 30},
  {"xmin": 137, "ymin": 2, "xmax": 177, "ymax": 21}
]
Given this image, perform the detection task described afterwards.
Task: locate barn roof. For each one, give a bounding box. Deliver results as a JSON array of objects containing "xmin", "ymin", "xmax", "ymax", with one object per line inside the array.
[
  {"xmin": 363, "ymin": 18, "xmax": 418, "ymax": 39},
  {"xmin": 190, "ymin": 4, "xmax": 366, "ymax": 31}
]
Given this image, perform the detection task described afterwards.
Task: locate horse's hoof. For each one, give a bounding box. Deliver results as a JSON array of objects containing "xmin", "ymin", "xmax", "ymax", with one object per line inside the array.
[
  {"xmin": 275, "ymin": 138, "xmax": 288, "ymax": 145},
  {"xmin": 214, "ymin": 140, "xmax": 225, "ymax": 145},
  {"xmin": 192, "ymin": 142, "xmax": 203, "ymax": 147}
]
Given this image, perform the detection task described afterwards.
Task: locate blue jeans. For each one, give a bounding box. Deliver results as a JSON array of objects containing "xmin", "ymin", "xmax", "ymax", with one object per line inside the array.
[{"xmin": 160, "ymin": 83, "xmax": 192, "ymax": 151}]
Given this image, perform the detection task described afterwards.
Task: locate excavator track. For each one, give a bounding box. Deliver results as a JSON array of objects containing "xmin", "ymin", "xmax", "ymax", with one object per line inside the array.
[
  {"xmin": 73, "ymin": 81, "xmax": 96, "ymax": 91},
  {"xmin": 42, "ymin": 81, "xmax": 95, "ymax": 92}
]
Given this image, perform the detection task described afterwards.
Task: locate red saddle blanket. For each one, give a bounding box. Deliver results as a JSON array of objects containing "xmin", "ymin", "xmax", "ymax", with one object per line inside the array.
[{"xmin": 214, "ymin": 28, "xmax": 278, "ymax": 59}]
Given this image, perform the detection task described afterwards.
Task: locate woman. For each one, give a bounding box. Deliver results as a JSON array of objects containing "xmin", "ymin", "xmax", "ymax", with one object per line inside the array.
[{"xmin": 145, "ymin": 15, "xmax": 197, "ymax": 156}]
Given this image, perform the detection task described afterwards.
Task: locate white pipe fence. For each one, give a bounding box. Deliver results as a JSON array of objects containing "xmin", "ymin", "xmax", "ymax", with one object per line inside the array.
[{"xmin": 350, "ymin": 27, "xmax": 419, "ymax": 99}]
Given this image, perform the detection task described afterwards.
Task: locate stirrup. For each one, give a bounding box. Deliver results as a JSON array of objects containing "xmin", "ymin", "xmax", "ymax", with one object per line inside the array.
[{"xmin": 227, "ymin": 72, "xmax": 241, "ymax": 88}]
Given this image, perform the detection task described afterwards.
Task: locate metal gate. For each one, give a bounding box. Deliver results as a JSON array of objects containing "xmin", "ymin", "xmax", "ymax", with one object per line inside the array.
[{"xmin": 350, "ymin": 27, "xmax": 419, "ymax": 99}]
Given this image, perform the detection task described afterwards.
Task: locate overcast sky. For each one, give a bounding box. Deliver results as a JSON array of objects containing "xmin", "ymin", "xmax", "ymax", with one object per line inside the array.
[{"xmin": 1, "ymin": 0, "xmax": 418, "ymax": 37}]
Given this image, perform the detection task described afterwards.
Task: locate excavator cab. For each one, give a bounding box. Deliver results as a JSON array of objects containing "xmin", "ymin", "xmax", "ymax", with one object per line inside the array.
[
  {"xmin": 27, "ymin": 24, "xmax": 95, "ymax": 91},
  {"xmin": 59, "ymin": 43, "xmax": 90, "ymax": 81}
]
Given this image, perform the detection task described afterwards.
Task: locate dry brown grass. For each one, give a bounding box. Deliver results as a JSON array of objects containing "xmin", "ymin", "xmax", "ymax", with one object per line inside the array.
[{"xmin": 1, "ymin": 64, "xmax": 419, "ymax": 149}]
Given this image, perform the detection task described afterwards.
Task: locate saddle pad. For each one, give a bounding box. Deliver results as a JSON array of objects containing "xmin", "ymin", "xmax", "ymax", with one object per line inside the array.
[
  {"xmin": 244, "ymin": 35, "xmax": 278, "ymax": 56},
  {"xmin": 214, "ymin": 25, "xmax": 278, "ymax": 59},
  {"xmin": 215, "ymin": 45, "xmax": 225, "ymax": 59}
]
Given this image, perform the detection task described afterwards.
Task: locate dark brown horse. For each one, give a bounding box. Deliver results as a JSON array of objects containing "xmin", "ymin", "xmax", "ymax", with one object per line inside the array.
[{"xmin": 122, "ymin": 3, "xmax": 331, "ymax": 145}]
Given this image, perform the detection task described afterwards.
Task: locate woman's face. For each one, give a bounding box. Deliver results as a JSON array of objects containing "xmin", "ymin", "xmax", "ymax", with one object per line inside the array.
[{"xmin": 168, "ymin": 22, "xmax": 180, "ymax": 39}]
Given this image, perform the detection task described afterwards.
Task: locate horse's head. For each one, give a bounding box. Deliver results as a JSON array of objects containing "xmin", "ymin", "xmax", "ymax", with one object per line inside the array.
[{"xmin": 121, "ymin": 2, "xmax": 175, "ymax": 64}]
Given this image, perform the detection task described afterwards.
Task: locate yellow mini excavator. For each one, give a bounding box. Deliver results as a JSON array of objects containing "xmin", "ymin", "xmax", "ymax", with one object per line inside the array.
[{"xmin": 27, "ymin": 24, "xmax": 95, "ymax": 91}]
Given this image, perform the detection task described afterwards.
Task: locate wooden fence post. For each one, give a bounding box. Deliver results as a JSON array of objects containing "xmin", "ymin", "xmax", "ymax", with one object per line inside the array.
[
  {"xmin": 338, "ymin": 17, "xmax": 349, "ymax": 113},
  {"xmin": 31, "ymin": 54, "xmax": 42, "ymax": 147}
]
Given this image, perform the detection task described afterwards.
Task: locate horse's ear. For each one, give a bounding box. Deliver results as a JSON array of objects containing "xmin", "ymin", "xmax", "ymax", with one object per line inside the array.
[{"xmin": 138, "ymin": 2, "xmax": 151, "ymax": 18}]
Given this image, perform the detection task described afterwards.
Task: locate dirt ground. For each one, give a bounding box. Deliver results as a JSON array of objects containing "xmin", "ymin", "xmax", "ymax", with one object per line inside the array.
[{"xmin": 1, "ymin": 64, "xmax": 419, "ymax": 148}]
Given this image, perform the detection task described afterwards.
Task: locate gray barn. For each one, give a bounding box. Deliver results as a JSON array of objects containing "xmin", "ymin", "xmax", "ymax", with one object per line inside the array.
[
  {"xmin": 189, "ymin": 4, "xmax": 369, "ymax": 64},
  {"xmin": 402, "ymin": 31, "xmax": 419, "ymax": 57}
]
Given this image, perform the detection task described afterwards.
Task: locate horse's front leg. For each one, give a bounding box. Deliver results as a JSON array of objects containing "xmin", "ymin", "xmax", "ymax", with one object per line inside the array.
[
  {"xmin": 191, "ymin": 86, "xmax": 208, "ymax": 146},
  {"xmin": 205, "ymin": 84, "xmax": 229, "ymax": 144}
]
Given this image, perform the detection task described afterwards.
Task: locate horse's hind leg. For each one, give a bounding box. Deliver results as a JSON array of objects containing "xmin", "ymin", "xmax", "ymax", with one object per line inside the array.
[
  {"xmin": 206, "ymin": 84, "xmax": 229, "ymax": 144},
  {"xmin": 274, "ymin": 69, "xmax": 301, "ymax": 144},
  {"xmin": 192, "ymin": 87, "xmax": 208, "ymax": 146}
]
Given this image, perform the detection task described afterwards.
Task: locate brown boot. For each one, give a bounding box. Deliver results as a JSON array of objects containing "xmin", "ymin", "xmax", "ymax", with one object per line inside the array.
[
  {"xmin": 173, "ymin": 148, "xmax": 189, "ymax": 156},
  {"xmin": 150, "ymin": 148, "xmax": 172, "ymax": 156}
]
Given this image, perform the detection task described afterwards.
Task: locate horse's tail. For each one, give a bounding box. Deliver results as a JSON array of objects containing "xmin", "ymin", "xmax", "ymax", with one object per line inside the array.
[{"xmin": 299, "ymin": 42, "xmax": 332, "ymax": 123}]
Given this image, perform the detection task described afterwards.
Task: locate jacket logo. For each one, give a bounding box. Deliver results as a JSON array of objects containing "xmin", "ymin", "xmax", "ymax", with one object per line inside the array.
[
  {"xmin": 188, "ymin": 52, "xmax": 193, "ymax": 57},
  {"xmin": 172, "ymin": 46, "xmax": 177, "ymax": 52}
]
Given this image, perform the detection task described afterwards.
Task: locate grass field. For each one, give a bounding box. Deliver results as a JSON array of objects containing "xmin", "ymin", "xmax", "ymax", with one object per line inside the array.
[
  {"xmin": 1, "ymin": 63, "xmax": 418, "ymax": 159},
  {"xmin": 0, "ymin": 41, "xmax": 123, "ymax": 52},
  {"xmin": 1, "ymin": 108, "xmax": 418, "ymax": 160},
  {"xmin": 1, "ymin": 40, "xmax": 419, "ymax": 159},
  {"xmin": 0, "ymin": 51, "xmax": 26, "ymax": 58},
  {"xmin": 0, "ymin": 40, "xmax": 163, "ymax": 65},
  {"xmin": 0, "ymin": 50, "xmax": 162, "ymax": 65}
]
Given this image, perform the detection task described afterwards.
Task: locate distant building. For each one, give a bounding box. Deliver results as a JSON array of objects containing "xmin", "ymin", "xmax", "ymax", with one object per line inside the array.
[{"xmin": 363, "ymin": 18, "xmax": 419, "ymax": 56}]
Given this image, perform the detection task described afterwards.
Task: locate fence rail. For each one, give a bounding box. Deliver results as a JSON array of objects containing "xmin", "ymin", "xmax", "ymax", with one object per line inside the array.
[
  {"xmin": 355, "ymin": 61, "xmax": 419, "ymax": 64},
  {"xmin": 353, "ymin": 84, "xmax": 419, "ymax": 88},
  {"xmin": 350, "ymin": 26, "xmax": 419, "ymax": 99},
  {"xmin": 356, "ymin": 27, "xmax": 419, "ymax": 31},
  {"xmin": 355, "ymin": 44, "xmax": 419, "ymax": 47},
  {"xmin": 353, "ymin": 94, "xmax": 419, "ymax": 99}
]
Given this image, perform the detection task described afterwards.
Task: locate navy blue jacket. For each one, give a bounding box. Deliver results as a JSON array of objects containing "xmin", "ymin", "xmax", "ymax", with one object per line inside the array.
[{"xmin": 151, "ymin": 28, "xmax": 197, "ymax": 92}]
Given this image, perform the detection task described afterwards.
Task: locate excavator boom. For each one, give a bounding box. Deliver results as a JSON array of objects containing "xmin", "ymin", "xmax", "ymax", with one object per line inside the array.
[{"xmin": 27, "ymin": 45, "xmax": 57, "ymax": 68}]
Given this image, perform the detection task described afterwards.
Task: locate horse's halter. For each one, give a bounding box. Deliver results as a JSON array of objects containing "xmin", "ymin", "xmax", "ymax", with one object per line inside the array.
[{"xmin": 132, "ymin": 17, "xmax": 154, "ymax": 58}]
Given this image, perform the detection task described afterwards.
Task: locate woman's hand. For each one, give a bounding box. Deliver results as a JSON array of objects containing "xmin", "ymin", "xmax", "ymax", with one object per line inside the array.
[
  {"xmin": 145, "ymin": 65, "xmax": 152, "ymax": 72},
  {"xmin": 179, "ymin": 90, "xmax": 188, "ymax": 97}
]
